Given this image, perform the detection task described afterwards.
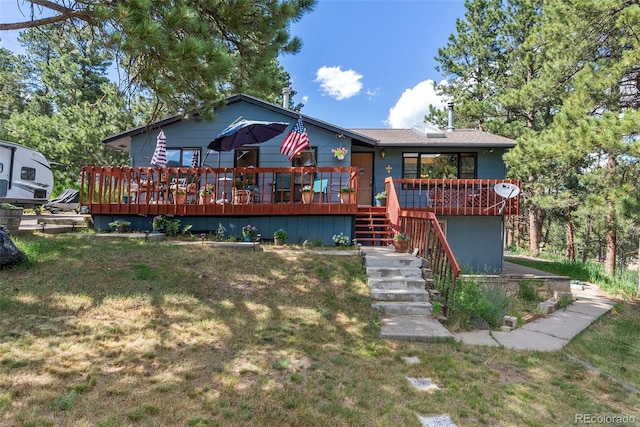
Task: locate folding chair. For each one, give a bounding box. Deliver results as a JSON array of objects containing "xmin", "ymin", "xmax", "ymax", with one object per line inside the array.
[{"xmin": 312, "ymin": 178, "xmax": 329, "ymax": 202}]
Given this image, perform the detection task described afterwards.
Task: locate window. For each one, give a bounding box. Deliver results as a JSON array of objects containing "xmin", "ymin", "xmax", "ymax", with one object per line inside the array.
[
  {"xmin": 21, "ymin": 167, "xmax": 36, "ymax": 181},
  {"xmin": 292, "ymin": 147, "xmax": 317, "ymax": 167},
  {"xmin": 235, "ymin": 147, "xmax": 259, "ymax": 185},
  {"xmin": 235, "ymin": 147, "xmax": 259, "ymax": 169},
  {"xmin": 166, "ymin": 148, "xmax": 201, "ymax": 167},
  {"xmin": 402, "ymin": 153, "xmax": 476, "ymax": 179}
]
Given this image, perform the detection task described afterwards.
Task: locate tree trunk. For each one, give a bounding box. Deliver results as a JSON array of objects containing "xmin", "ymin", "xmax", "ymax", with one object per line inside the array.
[
  {"xmin": 582, "ymin": 215, "xmax": 592, "ymax": 263},
  {"xmin": 528, "ymin": 203, "xmax": 545, "ymax": 256},
  {"xmin": 505, "ymin": 216, "xmax": 514, "ymax": 248},
  {"xmin": 605, "ymin": 200, "xmax": 616, "ymax": 276},
  {"xmin": 566, "ymin": 215, "xmax": 575, "ymax": 261},
  {"xmin": 637, "ymin": 225, "xmax": 640, "ymax": 295},
  {"xmin": 604, "ymin": 154, "xmax": 617, "ymax": 276}
]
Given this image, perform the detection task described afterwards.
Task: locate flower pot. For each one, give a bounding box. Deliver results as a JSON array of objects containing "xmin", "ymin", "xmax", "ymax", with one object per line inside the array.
[
  {"xmin": 274, "ymin": 237, "xmax": 285, "ymax": 246},
  {"xmin": 375, "ymin": 198, "xmax": 386, "ymax": 207},
  {"xmin": 174, "ymin": 193, "xmax": 187, "ymax": 205},
  {"xmin": 199, "ymin": 195, "xmax": 214, "ymax": 205},
  {"xmin": 340, "ymin": 192, "xmax": 355, "ymax": 204},
  {"xmin": 393, "ymin": 240, "xmax": 409, "ymax": 253},
  {"xmin": 336, "ymin": 154, "xmax": 345, "ymax": 160},
  {"xmin": 233, "ymin": 189, "xmax": 250, "ymax": 205},
  {"xmin": 243, "ymin": 236, "xmax": 253, "ymax": 242},
  {"xmin": 301, "ymin": 192, "xmax": 314, "ymax": 204}
]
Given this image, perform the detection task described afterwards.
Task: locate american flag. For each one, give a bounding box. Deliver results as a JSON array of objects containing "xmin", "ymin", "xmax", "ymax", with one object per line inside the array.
[{"xmin": 280, "ymin": 117, "xmax": 310, "ymax": 160}]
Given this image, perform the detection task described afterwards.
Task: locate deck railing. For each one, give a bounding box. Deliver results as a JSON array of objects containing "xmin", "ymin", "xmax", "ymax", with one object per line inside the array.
[
  {"xmin": 384, "ymin": 177, "xmax": 461, "ymax": 316},
  {"xmin": 392, "ymin": 178, "xmax": 520, "ymax": 216},
  {"xmin": 81, "ymin": 166, "xmax": 359, "ymax": 216}
]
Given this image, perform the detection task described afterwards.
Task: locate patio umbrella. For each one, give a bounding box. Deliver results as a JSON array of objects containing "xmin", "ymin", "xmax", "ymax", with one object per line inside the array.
[
  {"xmin": 207, "ymin": 118, "xmax": 289, "ymax": 153},
  {"xmin": 203, "ymin": 118, "xmax": 288, "ymax": 202},
  {"xmin": 151, "ymin": 130, "xmax": 167, "ymax": 168}
]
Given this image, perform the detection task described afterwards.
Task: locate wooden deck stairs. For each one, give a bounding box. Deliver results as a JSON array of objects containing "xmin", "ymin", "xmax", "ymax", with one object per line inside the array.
[{"xmin": 355, "ymin": 206, "xmax": 393, "ymax": 246}]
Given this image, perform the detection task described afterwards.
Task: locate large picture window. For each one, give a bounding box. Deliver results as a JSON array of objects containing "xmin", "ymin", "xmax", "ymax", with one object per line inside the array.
[{"xmin": 402, "ymin": 153, "xmax": 476, "ymax": 179}]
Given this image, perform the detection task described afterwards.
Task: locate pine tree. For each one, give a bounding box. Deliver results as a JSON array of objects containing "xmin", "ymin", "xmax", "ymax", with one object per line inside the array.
[{"xmin": 0, "ymin": 0, "xmax": 316, "ymax": 117}]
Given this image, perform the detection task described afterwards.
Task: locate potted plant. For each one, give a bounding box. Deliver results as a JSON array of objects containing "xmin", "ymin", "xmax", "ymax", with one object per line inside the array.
[
  {"xmin": 242, "ymin": 224, "xmax": 258, "ymax": 242},
  {"xmin": 331, "ymin": 146, "xmax": 348, "ymax": 160},
  {"xmin": 233, "ymin": 179, "xmax": 249, "ymax": 204},
  {"xmin": 300, "ymin": 185, "xmax": 315, "ymax": 204},
  {"xmin": 273, "ymin": 229, "xmax": 288, "ymax": 245},
  {"xmin": 199, "ymin": 184, "xmax": 215, "ymax": 204},
  {"xmin": 392, "ymin": 233, "xmax": 409, "ymax": 253},
  {"xmin": 173, "ymin": 187, "xmax": 187, "ymax": 204},
  {"xmin": 108, "ymin": 220, "xmax": 131, "ymax": 233},
  {"xmin": 0, "ymin": 202, "xmax": 24, "ymax": 233},
  {"xmin": 339, "ymin": 187, "xmax": 356, "ymax": 204},
  {"xmin": 375, "ymin": 191, "xmax": 387, "ymax": 207}
]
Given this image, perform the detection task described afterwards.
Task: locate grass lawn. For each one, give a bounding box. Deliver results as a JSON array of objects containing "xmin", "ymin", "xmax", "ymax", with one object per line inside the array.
[{"xmin": 0, "ymin": 235, "xmax": 638, "ymax": 426}]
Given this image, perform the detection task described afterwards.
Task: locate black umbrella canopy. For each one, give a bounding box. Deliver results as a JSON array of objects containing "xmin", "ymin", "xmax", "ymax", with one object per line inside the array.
[{"xmin": 208, "ymin": 119, "xmax": 289, "ymax": 152}]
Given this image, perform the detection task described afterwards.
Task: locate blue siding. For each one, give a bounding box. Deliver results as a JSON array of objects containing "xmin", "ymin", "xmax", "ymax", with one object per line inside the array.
[
  {"xmin": 130, "ymin": 103, "xmax": 356, "ymax": 168},
  {"xmin": 369, "ymin": 146, "xmax": 509, "ymax": 197},
  {"xmin": 92, "ymin": 214, "xmax": 353, "ymax": 246},
  {"xmin": 442, "ymin": 215, "xmax": 504, "ymax": 273}
]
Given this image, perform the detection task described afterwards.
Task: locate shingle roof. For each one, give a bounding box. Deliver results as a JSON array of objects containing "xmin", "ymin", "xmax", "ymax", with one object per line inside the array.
[{"xmin": 349, "ymin": 128, "xmax": 516, "ymax": 148}]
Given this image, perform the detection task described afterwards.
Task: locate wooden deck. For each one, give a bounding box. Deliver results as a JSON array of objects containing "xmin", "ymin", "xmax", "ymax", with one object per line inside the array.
[
  {"xmin": 81, "ymin": 166, "xmax": 360, "ymax": 216},
  {"xmin": 391, "ymin": 178, "xmax": 520, "ymax": 216},
  {"xmin": 81, "ymin": 167, "xmax": 520, "ymax": 218}
]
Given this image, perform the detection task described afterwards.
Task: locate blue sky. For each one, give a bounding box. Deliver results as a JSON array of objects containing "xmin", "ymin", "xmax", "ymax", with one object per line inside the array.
[
  {"xmin": 0, "ymin": 0, "xmax": 468, "ymax": 129},
  {"xmin": 280, "ymin": 0, "xmax": 468, "ymax": 129}
]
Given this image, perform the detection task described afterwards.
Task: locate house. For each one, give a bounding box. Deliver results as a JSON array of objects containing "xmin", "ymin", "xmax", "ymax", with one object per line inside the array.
[{"xmin": 88, "ymin": 94, "xmax": 518, "ymax": 274}]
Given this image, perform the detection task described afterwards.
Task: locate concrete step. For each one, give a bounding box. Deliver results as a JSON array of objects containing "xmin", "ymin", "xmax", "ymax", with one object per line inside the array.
[
  {"xmin": 380, "ymin": 315, "xmax": 453, "ymax": 342},
  {"xmin": 366, "ymin": 267, "xmax": 423, "ymax": 279},
  {"xmin": 372, "ymin": 301, "xmax": 433, "ymax": 316},
  {"xmin": 371, "ymin": 288, "xmax": 430, "ymax": 302},
  {"xmin": 364, "ymin": 256, "xmax": 422, "ymax": 269},
  {"xmin": 368, "ymin": 277, "xmax": 427, "ymax": 290},
  {"xmin": 362, "ymin": 249, "xmax": 423, "ymax": 268}
]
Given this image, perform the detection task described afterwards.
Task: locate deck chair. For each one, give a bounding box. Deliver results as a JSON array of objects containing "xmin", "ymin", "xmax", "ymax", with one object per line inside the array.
[
  {"xmin": 273, "ymin": 172, "xmax": 292, "ymax": 203},
  {"xmin": 312, "ymin": 178, "xmax": 329, "ymax": 202}
]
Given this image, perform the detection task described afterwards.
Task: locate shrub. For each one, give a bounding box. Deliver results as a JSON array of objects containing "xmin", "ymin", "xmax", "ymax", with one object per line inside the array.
[
  {"xmin": 273, "ymin": 229, "xmax": 288, "ymax": 240},
  {"xmin": 517, "ymin": 280, "xmax": 541, "ymax": 302},
  {"xmin": 332, "ymin": 233, "xmax": 350, "ymax": 246}
]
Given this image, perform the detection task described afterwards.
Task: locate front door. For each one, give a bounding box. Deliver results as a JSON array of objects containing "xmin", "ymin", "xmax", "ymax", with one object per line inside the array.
[{"xmin": 351, "ymin": 152, "xmax": 373, "ymax": 205}]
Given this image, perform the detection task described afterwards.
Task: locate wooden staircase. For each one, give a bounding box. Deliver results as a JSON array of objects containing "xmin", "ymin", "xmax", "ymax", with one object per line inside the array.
[{"xmin": 355, "ymin": 206, "xmax": 393, "ymax": 246}]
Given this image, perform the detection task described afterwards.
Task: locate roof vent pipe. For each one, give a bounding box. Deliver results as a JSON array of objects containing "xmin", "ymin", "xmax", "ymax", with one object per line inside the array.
[
  {"xmin": 447, "ymin": 102, "xmax": 455, "ymax": 132},
  {"xmin": 282, "ymin": 87, "xmax": 292, "ymax": 110}
]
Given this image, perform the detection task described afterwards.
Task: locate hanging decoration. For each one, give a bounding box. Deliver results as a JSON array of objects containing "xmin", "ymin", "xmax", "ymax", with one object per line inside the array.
[{"xmin": 332, "ymin": 146, "xmax": 348, "ymax": 160}]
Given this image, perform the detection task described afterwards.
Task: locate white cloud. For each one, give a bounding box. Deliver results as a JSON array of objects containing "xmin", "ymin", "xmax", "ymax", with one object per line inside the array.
[
  {"xmin": 315, "ymin": 66, "xmax": 363, "ymax": 100},
  {"xmin": 387, "ymin": 80, "xmax": 448, "ymax": 129}
]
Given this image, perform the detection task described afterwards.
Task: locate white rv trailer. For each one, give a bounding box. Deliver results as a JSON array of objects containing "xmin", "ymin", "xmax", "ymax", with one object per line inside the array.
[{"xmin": 0, "ymin": 140, "xmax": 54, "ymax": 208}]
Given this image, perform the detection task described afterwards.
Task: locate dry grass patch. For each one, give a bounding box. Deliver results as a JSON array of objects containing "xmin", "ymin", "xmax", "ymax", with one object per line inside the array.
[{"xmin": 0, "ymin": 235, "xmax": 638, "ymax": 426}]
